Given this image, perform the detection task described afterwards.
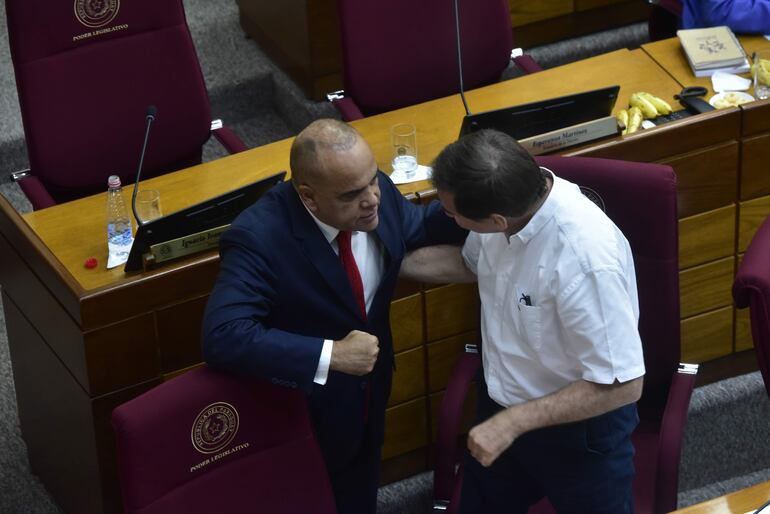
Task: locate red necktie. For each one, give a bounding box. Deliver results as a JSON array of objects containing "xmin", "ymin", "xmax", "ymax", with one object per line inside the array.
[{"xmin": 337, "ymin": 230, "xmax": 367, "ymax": 320}]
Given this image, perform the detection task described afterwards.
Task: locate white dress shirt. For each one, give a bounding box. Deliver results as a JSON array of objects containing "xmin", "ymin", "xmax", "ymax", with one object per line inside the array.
[
  {"xmin": 461, "ymin": 168, "xmax": 645, "ymax": 407},
  {"xmin": 304, "ymin": 209, "xmax": 385, "ymax": 385}
]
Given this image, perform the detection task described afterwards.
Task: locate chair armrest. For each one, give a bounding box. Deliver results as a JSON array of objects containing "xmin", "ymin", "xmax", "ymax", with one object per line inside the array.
[
  {"xmin": 655, "ymin": 362, "xmax": 698, "ymax": 514},
  {"xmin": 15, "ymin": 173, "xmax": 56, "ymax": 210},
  {"xmin": 511, "ymin": 48, "xmax": 543, "ymax": 75},
  {"xmin": 434, "ymin": 346, "xmax": 481, "ymax": 504},
  {"xmin": 211, "ymin": 121, "xmax": 248, "ymax": 154},
  {"xmin": 327, "ymin": 92, "xmax": 365, "ymax": 122}
]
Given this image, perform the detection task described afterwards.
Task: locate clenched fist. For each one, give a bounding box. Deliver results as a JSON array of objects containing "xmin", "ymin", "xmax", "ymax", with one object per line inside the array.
[{"xmin": 330, "ymin": 330, "xmax": 379, "ymax": 376}]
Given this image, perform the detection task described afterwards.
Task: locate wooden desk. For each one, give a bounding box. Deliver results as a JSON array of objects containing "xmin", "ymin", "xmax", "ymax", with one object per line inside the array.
[
  {"xmin": 1, "ymin": 45, "xmax": 768, "ymax": 513},
  {"xmin": 672, "ymin": 480, "xmax": 770, "ymax": 513},
  {"xmin": 642, "ymin": 36, "xmax": 770, "ymax": 96}
]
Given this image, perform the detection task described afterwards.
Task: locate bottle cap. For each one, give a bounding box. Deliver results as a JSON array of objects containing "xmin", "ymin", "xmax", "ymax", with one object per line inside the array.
[{"xmin": 108, "ymin": 175, "xmax": 121, "ymax": 188}]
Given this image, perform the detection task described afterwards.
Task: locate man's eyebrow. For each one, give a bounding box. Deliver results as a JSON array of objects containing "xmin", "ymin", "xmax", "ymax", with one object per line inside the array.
[{"xmin": 337, "ymin": 171, "xmax": 378, "ymax": 198}]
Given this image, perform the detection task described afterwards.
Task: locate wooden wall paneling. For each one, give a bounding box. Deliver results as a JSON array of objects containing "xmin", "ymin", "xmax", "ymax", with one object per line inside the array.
[
  {"xmin": 83, "ymin": 314, "xmax": 159, "ymax": 396},
  {"xmin": 512, "ymin": 2, "xmax": 651, "ymax": 48},
  {"xmin": 0, "ymin": 232, "xmax": 90, "ymax": 390},
  {"xmin": 156, "ymin": 295, "xmax": 208, "ymax": 373},
  {"xmin": 570, "ymin": 109, "xmax": 741, "ymax": 164},
  {"xmin": 678, "ymin": 205, "xmax": 736, "ymax": 270},
  {"xmin": 236, "ymin": 0, "xmax": 342, "ymax": 99},
  {"xmin": 383, "ymin": 397, "xmax": 429, "ymax": 459},
  {"xmin": 679, "ymin": 257, "xmax": 735, "ymax": 319},
  {"xmin": 427, "ymin": 331, "xmax": 479, "ymax": 394},
  {"xmin": 738, "ymin": 196, "xmax": 770, "ymax": 252},
  {"xmin": 162, "ymin": 362, "xmax": 205, "ymax": 382},
  {"xmin": 390, "ymin": 293, "xmax": 424, "ymax": 353},
  {"xmin": 390, "ymin": 346, "xmax": 427, "ymax": 406},
  {"xmin": 741, "ymin": 133, "xmax": 770, "ymax": 201},
  {"xmin": 509, "ymin": 0, "xmax": 572, "ymax": 27},
  {"xmin": 661, "ymin": 141, "xmax": 739, "ymax": 218},
  {"xmin": 80, "ymin": 258, "xmax": 221, "ymax": 330},
  {"xmin": 428, "ymin": 388, "xmax": 477, "ymax": 441},
  {"xmin": 0, "ymin": 195, "xmax": 83, "ymax": 322},
  {"xmin": 681, "ymin": 306, "xmax": 734, "ymax": 363},
  {"xmin": 425, "ymin": 283, "xmax": 480, "ymax": 342}
]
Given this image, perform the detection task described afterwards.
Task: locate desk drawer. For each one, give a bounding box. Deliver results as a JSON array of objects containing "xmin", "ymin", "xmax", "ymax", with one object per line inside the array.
[
  {"xmin": 390, "ymin": 346, "xmax": 426, "ymax": 407},
  {"xmin": 679, "ymin": 257, "xmax": 735, "ymax": 319},
  {"xmin": 681, "ymin": 306, "xmax": 733, "ymax": 363},
  {"xmin": 384, "ymin": 397, "xmax": 428, "ymax": 459},
  {"xmin": 391, "ymin": 293, "xmax": 424, "ymax": 353},
  {"xmin": 425, "ymin": 283, "xmax": 480, "ymax": 342},
  {"xmin": 741, "ymin": 133, "xmax": 770, "ymax": 201},
  {"xmin": 738, "ymin": 195, "xmax": 770, "ymax": 252},
  {"xmin": 661, "ymin": 141, "xmax": 738, "ymax": 218},
  {"xmin": 679, "ymin": 205, "xmax": 736, "ymax": 270},
  {"xmin": 427, "ymin": 331, "xmax": 479, "ymax": 394}
]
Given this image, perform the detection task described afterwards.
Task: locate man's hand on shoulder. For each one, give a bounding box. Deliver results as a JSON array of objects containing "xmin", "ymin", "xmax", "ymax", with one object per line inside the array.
[{"xmin": 330, "ymin": 330, "xmax": 379, "ymax": 376}]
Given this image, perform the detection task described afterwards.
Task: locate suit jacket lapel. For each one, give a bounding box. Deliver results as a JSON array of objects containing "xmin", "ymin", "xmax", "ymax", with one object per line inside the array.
[{"xmin": 284, "ymin": 184, "xmax": 365, "ymax": 321}]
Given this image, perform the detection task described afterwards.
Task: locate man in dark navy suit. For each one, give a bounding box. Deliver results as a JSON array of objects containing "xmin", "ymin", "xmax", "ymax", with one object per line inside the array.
[{"xmin": 202, "ymin": 119, "xmax": 463, "ymax": 514}]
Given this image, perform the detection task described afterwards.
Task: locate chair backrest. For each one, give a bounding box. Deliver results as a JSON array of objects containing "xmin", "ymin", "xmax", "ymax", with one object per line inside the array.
[
  {"xmin": 112, "ymin": 366, "xmax": 336, "ymax": 514},
  {"xmin": 733, "ymin": 216, "xmax": 770, "ymax": 400},
  {"xmin": 6, "ymin": 0, "xmax": 212, "ymax": 203},
  {"xmin": 336, "ymin": 0, "xmax": 513, "ymax": 116},
  {"xmin": 535, "ymin": 156, "xmax": 680, "ymax": 425}
]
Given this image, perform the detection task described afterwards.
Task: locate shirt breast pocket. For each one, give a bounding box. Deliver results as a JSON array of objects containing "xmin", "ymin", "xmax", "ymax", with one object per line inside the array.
[{"xmin": 516, "ymin": 303, "xmax": 543, "ymax": 351}]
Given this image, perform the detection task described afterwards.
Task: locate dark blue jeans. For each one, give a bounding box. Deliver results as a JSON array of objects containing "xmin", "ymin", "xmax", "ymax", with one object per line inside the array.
[{"xmin": 459, "ymin": 382, "xmax": 638, "ymax": 514}]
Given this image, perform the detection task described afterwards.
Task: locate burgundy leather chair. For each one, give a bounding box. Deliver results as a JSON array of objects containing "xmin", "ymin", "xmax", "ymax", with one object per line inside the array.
[
  {"xmin": 5, "ymin": 0, "xmax": 247, "ymax": 210},
  {"xmin": 733, "ymin": 216, "xmax": 770, "ymax": 401},
  {"xmin": 330, "ymin": 0, "xmax": 542, "ymax": 121},
  {"xmin": 433, "ymin": 156, "xmax": 698, "ymax": 514},
  {"xmin": 112, "ymin": 365, "xmax": 336, "ymax": 514}
]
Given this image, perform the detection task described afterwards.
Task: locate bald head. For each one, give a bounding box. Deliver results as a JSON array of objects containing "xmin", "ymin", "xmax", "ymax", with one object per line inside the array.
[{"xmin": 290, "ymin": 119, "xmax": 361, "ymax": 185}]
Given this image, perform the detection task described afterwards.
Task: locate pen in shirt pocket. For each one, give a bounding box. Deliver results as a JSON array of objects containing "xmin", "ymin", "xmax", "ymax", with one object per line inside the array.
[{"xmin": 517, "ymin": 288, "xmax": 533, "ymax": 309}]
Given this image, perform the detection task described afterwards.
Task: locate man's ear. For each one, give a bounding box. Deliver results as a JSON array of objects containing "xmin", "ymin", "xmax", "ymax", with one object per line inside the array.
[
  {"xmin": 297, "ymin": 184, "xmax": 318, "ymax": 212},
  {"xmin": 490, "ymin": 213, "xmax": 508, "ymax": 231}
]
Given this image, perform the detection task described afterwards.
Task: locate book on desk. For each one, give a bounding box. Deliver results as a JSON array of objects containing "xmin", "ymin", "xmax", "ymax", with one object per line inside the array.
[{"xmin": 677, "ymin": 25, "xmax": 750, "ymax": 77}]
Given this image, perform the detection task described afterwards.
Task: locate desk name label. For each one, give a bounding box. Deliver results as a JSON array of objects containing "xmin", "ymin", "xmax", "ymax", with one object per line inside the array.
[{"xmin": 519, "ymin": 116, "xmax": 620, "ymax": 155}]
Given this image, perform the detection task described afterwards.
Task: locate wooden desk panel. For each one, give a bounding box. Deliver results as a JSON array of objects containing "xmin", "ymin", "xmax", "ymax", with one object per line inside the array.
[
  {"xmin": 741, "ymin": 133, "xmax": 770, "ymax": 201},
  {"xmin": 739, "ymin": 196, "xmax": 770, "ymax": 252},
  {"xmin": 679, "ymin": 205, "xmax": 736, "ymax": 270},
  {"xmin": 679, "ymin": 257, "xmax": 736, "ymax": 319},
  {"xmin": 681, "ymin": 306, "xmax": 734, "ymax": 363}
]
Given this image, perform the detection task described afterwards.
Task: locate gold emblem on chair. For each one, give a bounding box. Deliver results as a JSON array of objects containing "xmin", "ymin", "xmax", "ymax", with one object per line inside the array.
[
  {"xmin": 191, "ymin": 402, "xmax": 240, "ymax": 454},
  {"xmin": 74, "ymin": 0, "xmax": 120, "ymax": 28}
]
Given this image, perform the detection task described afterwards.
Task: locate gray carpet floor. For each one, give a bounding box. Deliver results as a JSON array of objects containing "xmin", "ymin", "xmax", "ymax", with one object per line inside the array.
[{"xmin": 2, "ymin": 0, "xmax": 770, "ymax": 512}]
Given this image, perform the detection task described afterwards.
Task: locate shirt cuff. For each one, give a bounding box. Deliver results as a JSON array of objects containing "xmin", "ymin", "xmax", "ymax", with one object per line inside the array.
[{"xmin": 313, "ymin": 339, "xmax": 334, "ymax": 385}]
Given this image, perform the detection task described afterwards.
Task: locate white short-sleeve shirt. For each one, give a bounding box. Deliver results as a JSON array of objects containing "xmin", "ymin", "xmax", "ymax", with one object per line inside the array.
[{"xmin": 462, "ymin": 168, "xmax": 645, "ymax": 407}]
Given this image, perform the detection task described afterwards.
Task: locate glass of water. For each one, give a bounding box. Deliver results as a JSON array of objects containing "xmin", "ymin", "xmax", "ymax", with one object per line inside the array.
[
  {"xmin": 753, "ymin": 49, "xmax": 770, "ymax": 100},
  {"xmin": 391, "ymin": 123, "xmax": 418, "ymax": 179}
]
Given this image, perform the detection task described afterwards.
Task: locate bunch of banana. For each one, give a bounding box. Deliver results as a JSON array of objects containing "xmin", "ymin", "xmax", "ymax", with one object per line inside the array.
[
  {"xmin": 752, "ymin": 58, "xmax": 770, "ymax": 86},
  {"xmin": 615, "ymin": 92, "xmax": 673, "ymax": 135}
]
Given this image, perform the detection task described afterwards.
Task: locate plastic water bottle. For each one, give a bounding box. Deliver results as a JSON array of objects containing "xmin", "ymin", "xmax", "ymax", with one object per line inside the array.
[{"xmin": 106, "ymin": 175, "xmax": 133, "ymax": 262}]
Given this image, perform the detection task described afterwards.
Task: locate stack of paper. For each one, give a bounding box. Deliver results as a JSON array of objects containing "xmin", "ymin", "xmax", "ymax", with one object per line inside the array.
[{"xmin": 677, "ymin": 26, "xmax": 750, "ymax": 77}]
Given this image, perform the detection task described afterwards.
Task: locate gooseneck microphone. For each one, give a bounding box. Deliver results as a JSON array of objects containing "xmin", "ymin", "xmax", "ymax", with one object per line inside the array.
[
  {"xmin": 453, "ymin": 0, "xmax": 471, "ymax": 116},
  {"xmin": 131, "ymin": 105, "xmax": 157, "ymax": 226}
]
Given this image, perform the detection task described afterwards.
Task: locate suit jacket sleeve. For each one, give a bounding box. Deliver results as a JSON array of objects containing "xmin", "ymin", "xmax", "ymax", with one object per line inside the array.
[{"xmin": 201, "ymin": 226, "xmax": 324, "ymax": 393}]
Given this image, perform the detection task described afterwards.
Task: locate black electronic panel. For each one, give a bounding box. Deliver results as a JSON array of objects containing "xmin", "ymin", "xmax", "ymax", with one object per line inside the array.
[
  {"xmin": 459, "ymin": 85, "xmax": 620, "ymax": 140},
  {"xmin": 125, "ymin": 171, "xmax": 286, "ymax": 272}
]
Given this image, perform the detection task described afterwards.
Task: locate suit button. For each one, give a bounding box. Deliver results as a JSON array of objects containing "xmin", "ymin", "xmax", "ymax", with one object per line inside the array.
[
  {"xmin": 361, "ymin": 381, "xmax": 367, "ymax": 390},
  {"xmin": 291, "ymin": 381, "xmax": 297, "ymax": 388},
  {"xmin": 271, "ymin": 378, "xmax": 278, "ymax": 384}
]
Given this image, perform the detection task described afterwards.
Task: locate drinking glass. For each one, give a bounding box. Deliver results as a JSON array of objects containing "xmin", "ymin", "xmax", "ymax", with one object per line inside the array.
[
  {"xmin": 391, "ymin": 123, "xmax": 418, "ymax": 178},
  {"xmin": 753, "ymin": 49, "xmax": 770, "ymax": 100},
  {"xmin": 136, "ymin": 189, "xmax": 162, "ymax": 223}
]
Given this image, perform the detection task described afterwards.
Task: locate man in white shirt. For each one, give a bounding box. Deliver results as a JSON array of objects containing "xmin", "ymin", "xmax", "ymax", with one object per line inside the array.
[{"xmin": 401, "ymin": 129, "xmax": 645, "ymax": 513}]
